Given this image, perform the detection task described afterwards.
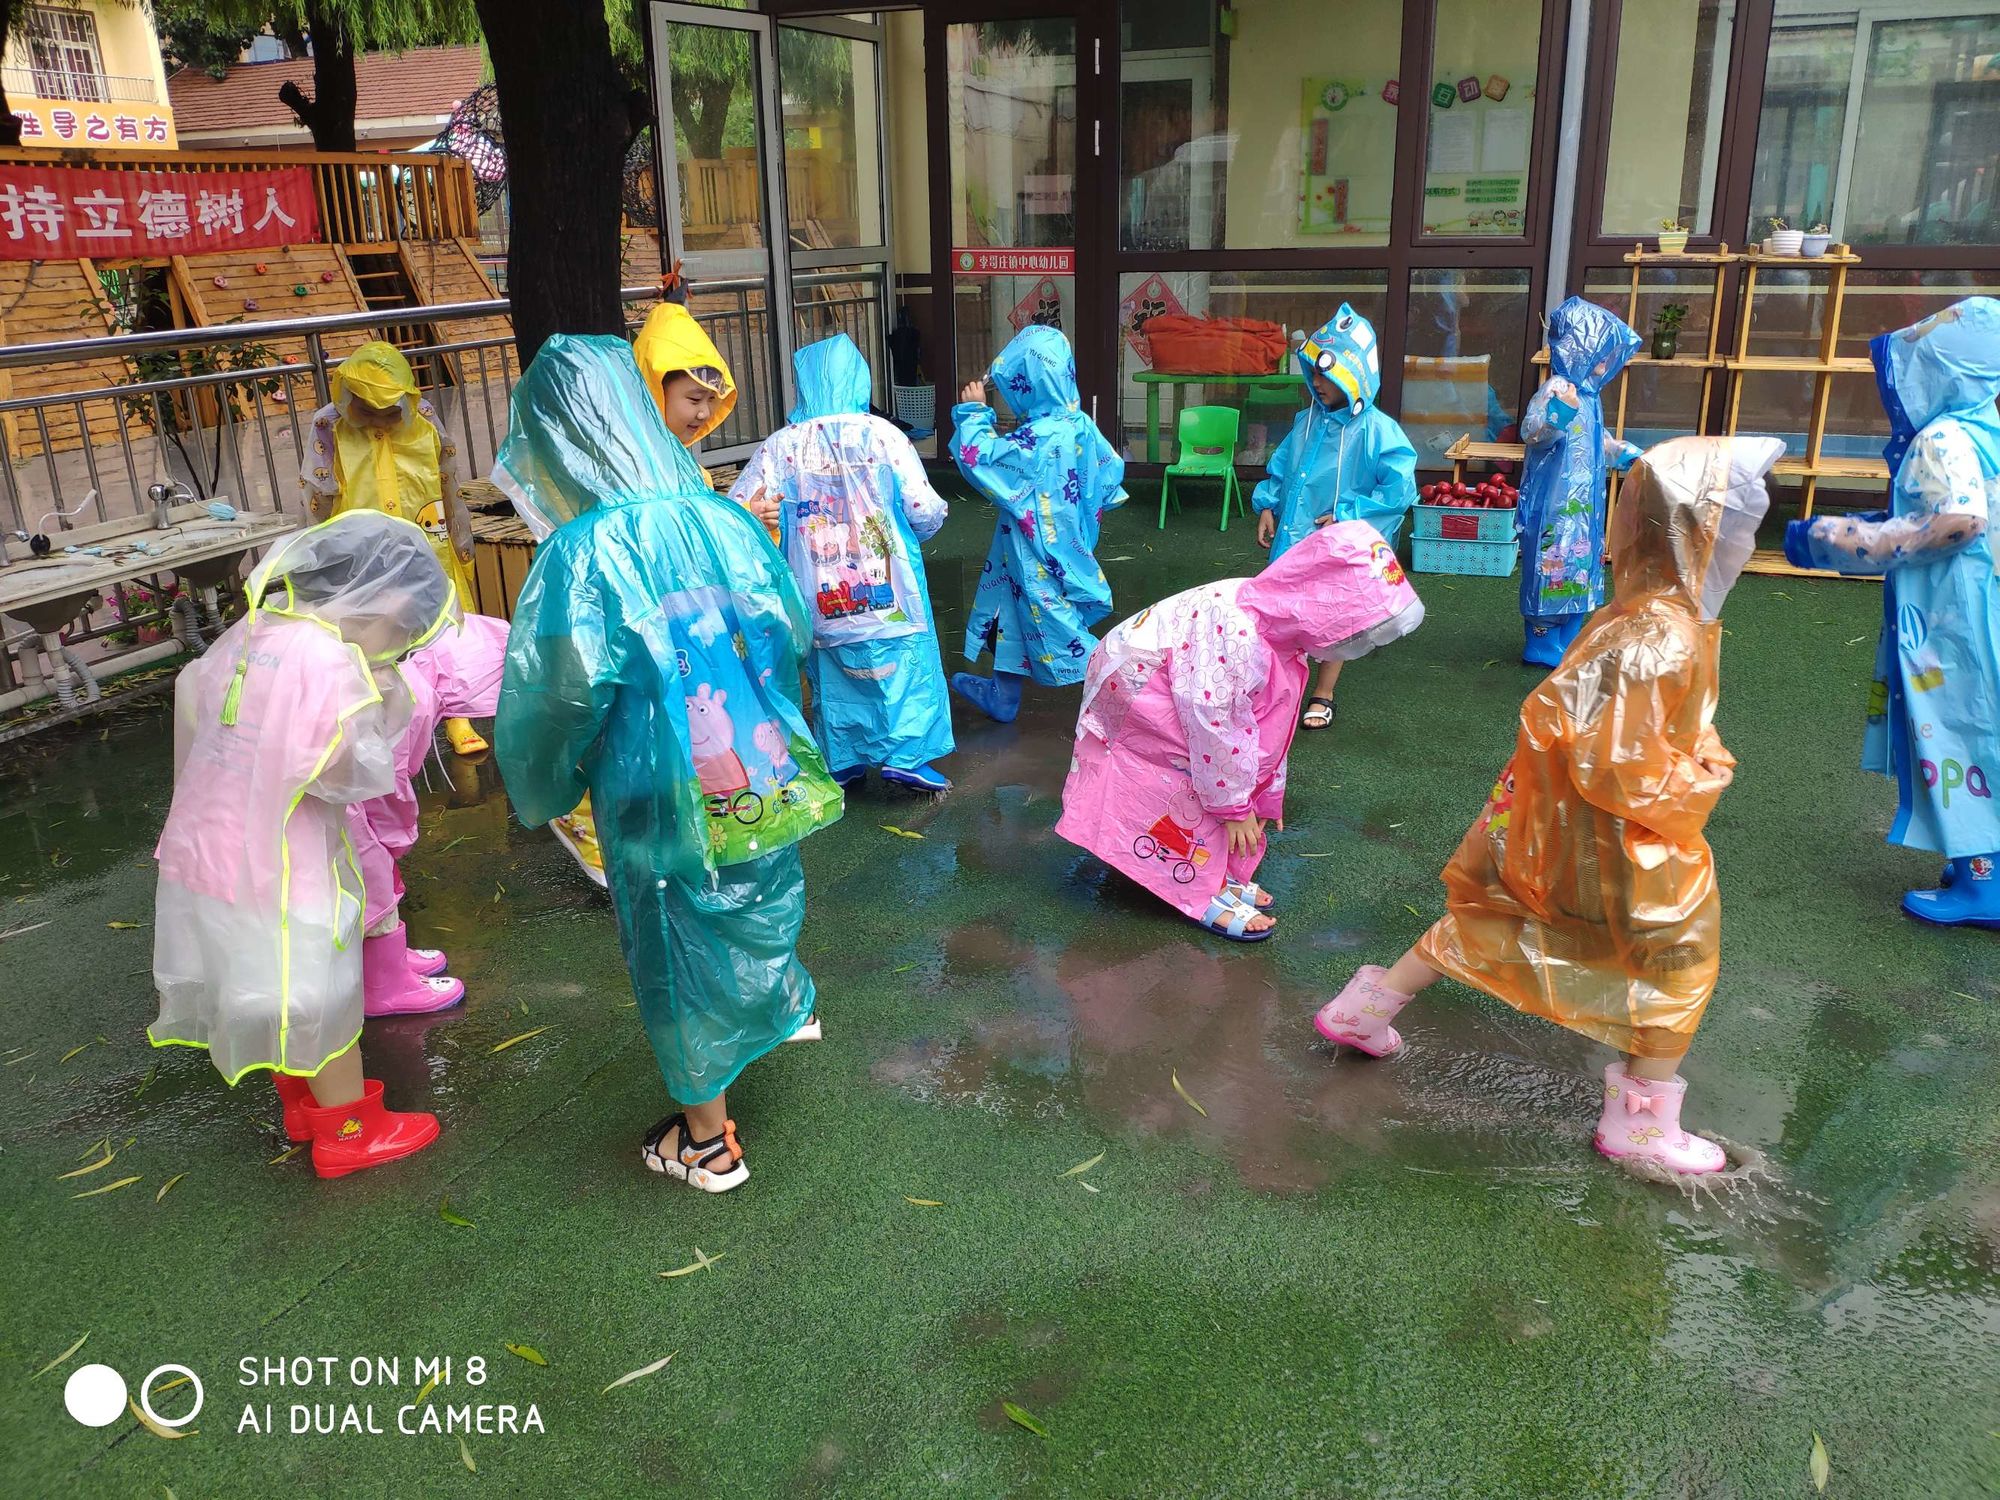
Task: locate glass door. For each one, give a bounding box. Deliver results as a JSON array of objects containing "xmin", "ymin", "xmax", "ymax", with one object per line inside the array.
[{"xmin": 650, "ymin": 2, "xmax": 795, "ymax": 460}]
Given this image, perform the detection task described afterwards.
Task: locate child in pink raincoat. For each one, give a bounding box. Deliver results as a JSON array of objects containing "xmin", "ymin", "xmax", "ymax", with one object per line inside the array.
[
  {"xmin": 346, "ymin": 612, "xmax": 510, "ymax": 1016},
  {"xmin": 1056, "ymin": 521, "xmax": 1424, "ymax": 940}
]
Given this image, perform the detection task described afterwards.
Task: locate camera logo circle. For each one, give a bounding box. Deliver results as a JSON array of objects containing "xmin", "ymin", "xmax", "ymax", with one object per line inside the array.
[
  {"xmin": 63, "ymin": 1363, "xmax": 204, "ymax": 1429},
  {"xmin": 141, "ymin": 1364, "xmax": 204, "ymax": 1428}
]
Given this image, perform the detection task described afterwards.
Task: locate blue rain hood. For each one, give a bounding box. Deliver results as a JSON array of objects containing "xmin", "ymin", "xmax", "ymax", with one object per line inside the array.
[
  {"xmin": 1297, "ymin": 304, "xmax": 1383, "ymax": 417},
  {"xmin": 1547, "ymin": 296, "xmax": 1643, "ymax": 397},
  {"xmin": 789, "ymin": 333, "xmax": 873, "ymax": 423},
  {"xmin": 992, "ymin": 324, "xmax": 1082, "ymax": 421},
  {"xmin": 1873, "ymin": 296, "xmax": 2000, "ymax": 473}
]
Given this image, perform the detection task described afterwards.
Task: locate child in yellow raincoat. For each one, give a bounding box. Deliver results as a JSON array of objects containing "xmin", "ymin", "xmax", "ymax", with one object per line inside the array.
[
  {"xmin": 302, "ymin": 341, "xmax": 485, "ymax": 756},
  {"xmin": 1313, "ymin": 435, "xmax": 1784, "ymax": 1177}
]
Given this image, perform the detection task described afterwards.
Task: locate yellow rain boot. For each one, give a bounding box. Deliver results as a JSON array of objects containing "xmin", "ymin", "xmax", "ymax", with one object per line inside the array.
[{"xmin": 444, "ymin": 716, "xmax": 488, "ymax": 757}]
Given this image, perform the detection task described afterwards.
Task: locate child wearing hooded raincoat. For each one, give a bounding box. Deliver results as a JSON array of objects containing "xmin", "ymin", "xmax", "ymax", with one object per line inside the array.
[
  {"xmin": 730, "ymin": 332, "xmax": 955, "ymax": 792},
  {"xmin": 1251, "ymin": 306, "xmax": 1418, "ymax": 728},
  {"xmin": 1057, "ymin": 522, "xmax": 1424, "ymax": 940},
  {"xmin": 302, "ymin": 341, "xmax": 489, "ymax": 758},
  {"xmin": 494, "ymin": 336, "xmax": 843, "ymax": 1194},
  {"xmin": 949, "ymin": 325, "xmax": 1127, "ymax": 723},
  {"xmin": 1784, "ymin": 296, "xmax": 2000, "ymax": 929},
  {"xmin": 151, "ymin": 510, "xmax": 459, "ymax": 1179},
  {"xmin": 1316, "ymin": 436, "xmax": 1784, "ymax": 1176},
  {"xmin": 1517, "ymin": 296, "xmax": 1643, "ymax": 667},
  {"xmin": 345, "ymin": 612, "xmax": 511, "ymax": 1016}
]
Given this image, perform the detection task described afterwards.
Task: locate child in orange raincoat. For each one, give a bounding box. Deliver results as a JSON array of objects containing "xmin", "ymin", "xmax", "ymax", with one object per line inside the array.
[{"xmin": 1313, "ymin": 435, "xmax": 1784, "ymax": 1176}]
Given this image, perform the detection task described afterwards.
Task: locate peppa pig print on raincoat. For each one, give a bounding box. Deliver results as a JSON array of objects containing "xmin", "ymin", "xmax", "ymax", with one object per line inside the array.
[
  {"xmin": 1056, "ymin": 521, "xmax": 1424, "ymax": 922},
  {"xmin": 953, "ymin": 325, "xmax": 1127, "ymax": 686}
]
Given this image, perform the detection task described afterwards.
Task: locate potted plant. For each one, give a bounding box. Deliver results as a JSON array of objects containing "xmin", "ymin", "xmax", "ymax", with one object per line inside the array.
[
  {"xmin": 1765, "ymin": 217, "xmax": 1803, "ymax": 256},
  {"xmin": 1802, "ymin": 222, "xmax": 1832, "ymax": 257},
  {"xmin": 1651, "ymin": 302, "xmax": 1690, "ymax": 361},
  {"xmin": 1656, "ymin": 218, "xmax": 1690, "ymax": 256}
]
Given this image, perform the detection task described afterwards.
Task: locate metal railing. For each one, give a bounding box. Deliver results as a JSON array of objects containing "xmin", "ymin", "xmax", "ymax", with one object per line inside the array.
[{"xmin": 2, "ymin": 67, "xmax": 157, "ymax": 104}]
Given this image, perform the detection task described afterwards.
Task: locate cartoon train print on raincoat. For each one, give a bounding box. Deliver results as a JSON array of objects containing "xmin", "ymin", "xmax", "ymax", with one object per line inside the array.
[
  {"xmin": 1252, "ymin": 305, "xmax": 1419, "ymax": 560},
  {"xmin": 953, "ymin": 325, "xmax": 1128, "ymax": 686},
  {"xmin": 1057, "ymin": 522, "xmax": 1425, "ymax": 925}
]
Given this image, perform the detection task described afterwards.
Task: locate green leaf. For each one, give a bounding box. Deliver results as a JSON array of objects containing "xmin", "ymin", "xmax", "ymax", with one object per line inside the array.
[
  {"xmin": 503, "ymin": 1342, "xmax": 547, "ymax": 1367},
  {"xmin": 1003, "ymin": 1400, "xmax": 1050, "ymax": 1439},
  {"xmin": 659, "ymin": 1247, "xmax": 727, "ymax": 1278},
  {"xmin": 903, "ymin": 1196, "xmax": 944, "ymax": 1207},
  {"xmin": 130, "ymin": 1395, "xmax": 195, "ymax": 1439},
  {"xmin": 457, "ymin": 1434, "xmax": 476, "ymax": 1473},
  {"xmin": 891, "ymin": 962, "xmax": 917, "ymax": 974},
  {"xmin": 107, "ymin": 920, "xmax": 145, "ymax": 930},
  {"xmin": 1170, "ymin": 1071, "xmax": 1207, "ymax": 1118},
  {"xmin": 439, "ymin": 1195, "xmax": 475, "ymax": 1229},
  {"xmin": 1059, "ymin": 1152, "xmax": 1104, "ymax": 1178},
  {"xmin": 1809, "ymin": 1432, "xmax": 1830, "ymax": 1492},
  {"xmin": 57, "ymin": 1148, "xmax": 116, "ymax": 1181},
  {"xmin": 879, "ymin": 824, "xmax": 925, "ymax": 840},
  {"xmin": 155, "ymin": 1173, "xmax": 186, "ymax": 1203},
  {"xmin": 32, "ymin": 1330, "xmax": 87, "ymax": 1378},
  {"xmin": 133, "ymin": 1062, "xmax": 159, "ymax": 1098},
  {"xmin": 490, "ymin": 1026, "xmax": 550, "ymax": 1054},
  {"xmin": 413, "ymin": 1370, "xmax": 442, "ymax": 1406},
  {"xmin": 602, "ymin": 1351, "xmax": 676, "ymax": 1394},
  {"xmin": 268, "ymin": 1144, "xmax": 306, "ymax": 1166}
]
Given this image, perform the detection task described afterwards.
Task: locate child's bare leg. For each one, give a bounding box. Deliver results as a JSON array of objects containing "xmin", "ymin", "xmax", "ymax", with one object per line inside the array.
[
  {"xmin": 1624, "ymin": 1046, "xmax": 1690, "ymax": 1083},
  {"xmin": 306, "ymin": 1044, "xmax": 365, "ymax": 1108},
  {"xmin": 685, "ymin": 1093, "xmax": 728, "ymax": 1144},
  {"xmin": 1313, "ymin": 658, "xmax": 1344, "ymax": 700},
  {"xmin": 1382, "ymin": 947, "xmax": 1440, "ymax": 997}
]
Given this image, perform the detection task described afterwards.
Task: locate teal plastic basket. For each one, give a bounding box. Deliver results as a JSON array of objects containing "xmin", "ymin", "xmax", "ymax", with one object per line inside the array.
[
  {"xmin": 1411, "ymin": 535, "xmax": 1518, "ymax": 576},
  {"xmin": 1412, "ymin": 502, "xmax": 1516, "ymax": 543}
]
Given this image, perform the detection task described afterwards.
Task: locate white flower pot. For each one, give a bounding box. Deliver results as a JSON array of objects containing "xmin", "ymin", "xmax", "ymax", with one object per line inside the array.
[
  {"xmin": 1767, "ymin": 230, "xmax": 1804, "ymax": 256},
  {"xmin": 1656, "ymin": 231, "xmax": 1690, "ymax": 256}
]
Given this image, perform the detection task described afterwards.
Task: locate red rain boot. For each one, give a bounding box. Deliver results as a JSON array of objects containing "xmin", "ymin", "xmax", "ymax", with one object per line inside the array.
[
  {"xmin": 363, "ymin": 924, "xmax": 465, "ymax": 1017},
  {"xmin": 303, "ymin": 1080, "xmax": 439, "ymax": 1179},
  {"xmin": 272, "ymin": 1073, "xmax": 315, "ymax": 1142}
]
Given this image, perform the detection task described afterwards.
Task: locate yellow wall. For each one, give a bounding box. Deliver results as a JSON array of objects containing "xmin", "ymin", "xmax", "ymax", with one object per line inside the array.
[
  {"xmin": 1601, "ymin": 0, "xmax": 1703, "ymax": 234},
  {"xmin": 885, "ymin": 10, "xmax": 928, "ymax": 273},
  {"xmin": 2, "ymin": 0, "xmax": 179, "ymax": 149}
]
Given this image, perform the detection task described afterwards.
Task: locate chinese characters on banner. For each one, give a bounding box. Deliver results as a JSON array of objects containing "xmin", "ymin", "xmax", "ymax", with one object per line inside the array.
[
  {"xmin": 952, "ymin": 247, "xmax": 1075, "ymax": 276},
  {"xmin": 11, "ymin": 102, "xmax": 176, "ymax": 150},
  {"xmin": 0, "ymin": 165, "xmax": 319, "ymax": 260}
]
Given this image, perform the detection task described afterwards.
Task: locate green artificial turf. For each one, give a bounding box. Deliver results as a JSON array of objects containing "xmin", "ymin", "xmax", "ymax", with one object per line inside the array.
[{"xmin": 1, "ymin": 484, "xmax": 1996, "ymax": 1498}]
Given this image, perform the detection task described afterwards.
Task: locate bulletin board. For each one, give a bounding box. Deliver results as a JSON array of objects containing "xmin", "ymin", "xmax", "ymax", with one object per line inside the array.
[
  {"xmin": 1419, "ymin": 74, "xmax": 1534, "ymax": 236},
  {"xmin": 1297, "ymin": 79, "xmax": 1396, "ymax": 237}
]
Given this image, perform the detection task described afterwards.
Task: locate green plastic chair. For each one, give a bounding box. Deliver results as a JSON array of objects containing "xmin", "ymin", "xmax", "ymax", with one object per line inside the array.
[{"xmin": 1158, "ymin": 405, "xmax": 1245, "ymax": 531}]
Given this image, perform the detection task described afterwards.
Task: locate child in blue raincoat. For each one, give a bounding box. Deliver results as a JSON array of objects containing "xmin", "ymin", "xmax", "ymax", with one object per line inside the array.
[
  {"xmin": 732, "ymin": 333, "xmax": 955, "ymax": 792},
  {"xmin": 493, "ymin": 337, "xmax": 844, "ymax": 1194},
  {"xmin": 1517, "ymin": 296, "xmax": 1643, "ymax": 667},
  {"xmin": 1252, "ymin": 305, "xmax": 1418, "ymax": 727},
  {"xmin": 949, "ymin": 324, "xmax": 1127, "ymax": 723},
  {"xmin": 1785, "ymin": 296, "xmax": 2000, "ymax": 929}
]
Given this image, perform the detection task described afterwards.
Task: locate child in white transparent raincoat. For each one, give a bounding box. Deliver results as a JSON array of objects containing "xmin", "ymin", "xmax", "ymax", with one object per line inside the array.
[{"xmin": 151, "ymin": 510, "xmax": 458, "ymax": 1179}]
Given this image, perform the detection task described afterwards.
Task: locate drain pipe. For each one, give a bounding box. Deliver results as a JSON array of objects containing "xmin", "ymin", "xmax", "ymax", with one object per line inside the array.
[
  {"xmin": 169, "ymin": 594, "xmax": 208, "ymax": 653},
  {"xmin": 0, "ymin": 639, "xmax": 184, "ymax": 715}
]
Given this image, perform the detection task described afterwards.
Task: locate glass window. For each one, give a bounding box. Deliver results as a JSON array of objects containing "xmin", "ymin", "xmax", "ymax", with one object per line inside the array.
[
  {"xmin": 1600, "ymin": 0, "xmax": 1732, "ymax": 236},
  {"xmin": 1421, "ymin": 0, "xmax": 1543, "ymax": 238},
  {"xmin": 1119, "ymin": 0, "xmax": 1404, "ymax": 251},
  {"xmin": 1846, "ymin": 12, "xmax": 2000, "ymax": 247},
  {"xmin": 1402, "ymin": 269, "xmax": 1529, "ymax": 467},
  {"xmin": 1746, "ymin": 23, "xmax": 1854, "ymax": 237},
  {"xmin": 1576, "ymin": 265, "xmax": 1720, "ymax": 448},
  {"xmin": 1113, "ymin": 270, "xmax": 1389, "ymax": 462},
  {"xmin": 780, "ymin": 30, "xmax": 885, "ymax": 249},
  {"xmin": 664, "ymin": 22, "xmax": 768, "ymax": 254}
]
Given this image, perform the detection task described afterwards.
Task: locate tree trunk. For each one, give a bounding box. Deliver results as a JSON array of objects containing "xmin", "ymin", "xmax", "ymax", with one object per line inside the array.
[
  {"xmin": 0, "ymin": 0, "xmax": 21, "ymax": 149},
  {"xmin": 476, "ymin": 0, "xmax": 628, "ymax": 366},
  {"xmin": 673, "ymin": 81, "xmax": 733, "ymax": 163},
  {"xmin": 276, "ymin": 0, "xmax": 358, "ymax": 153}
]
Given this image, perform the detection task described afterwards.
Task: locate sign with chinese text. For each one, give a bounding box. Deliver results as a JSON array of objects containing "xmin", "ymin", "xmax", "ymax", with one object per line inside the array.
[
  {"xmin": 1117, "ymin": 273, "xmax": 1187, "ymax": 365},
  {"xmin": 1005, "ymin": 276, "xmax": 1065, "ymax": 333},
  {"xmin": 952, "ymin": 247, "xmax": 1075, "ymax": 276},
  {"xmin": 11, "ymin": 100, "xmax": 177, "ymax": 151},
  {"xmin": 0, "ymin": 164, "xmax": 318, "ymax": 260}
]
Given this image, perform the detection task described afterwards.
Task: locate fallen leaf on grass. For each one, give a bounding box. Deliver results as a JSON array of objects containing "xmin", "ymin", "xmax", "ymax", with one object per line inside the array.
[
  {"xmin": 903, "ymin": 1196, "xmax": 944, "ymax": 1207},
  {"xmin": 1059, "ymin": 1152, "xmax": 1104, "ymax": 1178},
  {"xmin": 503, "ymin": 1343, "xmax": 547, "ymax": 1366},
  {"xmin": 659, "ymin": 1247, "xmax": 726, "ymax": 1278},
  {"xmin": 5, "ymin": 1052, "xmax": 37, "ymax": 1066},
  {"xmin": 412, "ymin": 1370, "xmax": 442, "ymax": 1405},
  {"xmin": 491, "ymin": 883, "xmax": 506, "ymax": 905},
  {"xmin": 1844, "ymin": 634, "xmax": 1868, "ymax": 646},
  {"xmin": 130, "ymin": 1397, "xmax": 193, "ymax": 1440},
  {"xmin": 155, "ymin": 1173, "xmax": 186, "ymax": 1203},
  {"xmin": 152, "ymin": 1375, "xmax": 191, "ymax": 1395},
  {"xmin": 133, "ymin": 1063, "xmax": 159, "ymax": 1098},
  {"xmin": 1295, "ymin": 851, "xmax": 1335, "ymax": 858},
  {"xmin": 1079, "ymin": 1181, "xmax": 1100, "ymax": 1194},
  {"xmin": 72, "ymin": 1175, "xmax": 141, "ymax": 1200},
  {"xmin": 891, "ymin": 962, "xmax": 916, "ymax": 974},
  {"xmin": 57, "ymin": 1148, "xmax": 116, "ymax": 1180},
  {"xmin": 490, "ymin": 1026, "xmax": 550, "ymax": 1053},
  {"xmin": 879, "ymin": 825, "xmax": 925, "ymax": 840},
  {"xmin": 1171, "ymin": 1071, "xmax": 1207, "ymax": 1118},
  {"xmin": 1950, "ymin": 991, "xmax": 1983, "ymax": 1004},
  {"xmin": 457, "ymin": 1435, "xmax": 476, "ymax": 1473},
  {"xmin": 33, "ymin": 1331, "xmax": 87, "ymax": 1378},
  {"xmin": 1809, "ymin": 1432, "xmax": 1830, "ymax": 1491},
  {"xmin": 600, "ymin": 1352, "xmax": 680, "ymax": 1400},
  {"xmin": 106, "ymin": 920, "xmax": 145, "ymax": 930},
  {"xmin": 59, "ymin": 1041, "xmax": 99, "ymax": 1064},
  {"xmin": 1403, "ymin": 904, "xmax": 1423, "ymax": 918},
  {"xmin": 0, "ymin": 921, "xmax": 51, "ymax": 942},
  {"xmin": 439, "ymin": 1195, "xmax": 475, "ymax": 1229},
  {"xmin": 268, "ymin": 1144, "xmax": 306, "ymax": 1166},
  {"xmin": 1003, "ymin": 1401, "xmax": 1050, "ymax": 1438}
]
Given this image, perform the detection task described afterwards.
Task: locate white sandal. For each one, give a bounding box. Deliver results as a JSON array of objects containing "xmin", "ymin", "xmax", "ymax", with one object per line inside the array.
[
  {"xmin": 641, "ymin": 1113, "xmax": 749, "ymax": 1193},
  {"xmin": 783, "ymin": 1012, "xmax": 822, "ymax": 1044}
]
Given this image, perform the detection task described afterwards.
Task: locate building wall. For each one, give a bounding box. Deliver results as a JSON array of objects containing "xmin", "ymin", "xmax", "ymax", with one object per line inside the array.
[
  {"xmin": 886, "ymin": 9, "xmax": 929, "ymax": 274},
  {"xmin": 2, "ymin": 0, "xmax": 178, "ymax": 149}
]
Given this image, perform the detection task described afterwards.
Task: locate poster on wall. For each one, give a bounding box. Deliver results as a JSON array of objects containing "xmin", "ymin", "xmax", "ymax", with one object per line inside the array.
[
  {"xmin": 1117, "ymin": 273, "xmax": 1187, "ymax": 366},
  {"xmin": 1298, "ymin": 79, "xmax": 1391, "ymax": 237},
  {"xmin": 11, "ymin": 101, "xmax": 177, "ymax": 150},
  {"xmin": 1007, "ymin": 276, "xmax": 1066, "ymax": 332},
  {"xmin": 0, "ymin": 164, "xmax": 319, "ymax": 260},
  {"xmin": 1419, "ymin": 91, "xmax": 1534, "ymax": 235}
]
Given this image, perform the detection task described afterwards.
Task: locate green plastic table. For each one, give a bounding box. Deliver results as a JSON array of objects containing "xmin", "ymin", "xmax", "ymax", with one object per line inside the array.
[{"xmin": 1133, "ymin": 369, "xmax": 1303, "ymax": 463}]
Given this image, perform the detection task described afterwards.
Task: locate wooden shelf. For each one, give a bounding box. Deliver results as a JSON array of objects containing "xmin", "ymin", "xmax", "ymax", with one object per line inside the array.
[
  {"xmin": 1743, "ymin": 548, "xmax": 1866, "ymax": 579},
  {"xmin": 1728, "ymin": 354, "xmax": 1874, "ymax": 374},
  {"xmin": 1623, "ymin": 248, "xmax": 1740, "ymax": 265},
  {"xmin": 1444, "ymin": 437, "xmax": 1524, "ymax": 464},
  {"xmin": 1771, "ymin": 454, "xmax": 1889, "ymax": 480},
  {"xmin": 1532, "ymin": 350, "xmax": 1720, "ymax": 369},
  {"xmin": 1742, "ymin": 249, "xmax": 1862, "ymax": 267}
]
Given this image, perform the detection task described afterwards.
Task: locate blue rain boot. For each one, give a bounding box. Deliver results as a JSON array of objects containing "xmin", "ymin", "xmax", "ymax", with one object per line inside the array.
[
  {"xmin": 882, "ymin": 762, "xmax": 952, "ymax": 793},
  {"xmin": 831, "ymin": 764, "xmax": 867, "ymax": 789},
  {"xmin": 1902, "ymin": 854, "xmax": 2000, "ymax": 930},
  {"xmin": 1522, "ymin": 614, "xmax": 1582, "ymax": 669},
  {"xmin": 950, "ymin": 670, "xmax": 1024, "ymax": 725}
]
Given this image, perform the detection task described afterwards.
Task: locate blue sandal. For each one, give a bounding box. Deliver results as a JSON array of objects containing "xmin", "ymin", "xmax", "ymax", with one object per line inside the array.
[{"xmin": 1193, "ymin": 891, "xmax": 1274, "ymax": 943}]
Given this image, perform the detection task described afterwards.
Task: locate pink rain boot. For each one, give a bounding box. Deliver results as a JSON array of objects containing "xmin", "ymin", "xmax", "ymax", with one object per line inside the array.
[
  {"xmin": 1313, "ymin": 965, "xmax": 1412, "ymax": 1057},
  {"xmin": 404, "ymin": 938, "xmax": 450, "ymax": 978},
  {"xmin": 1592, "ymin": 1064, "xmax": 1726, "ymax": 1176},
  {"xmin": 363, "ymin": 924, "xmax": 465, "ymax": 1017}
]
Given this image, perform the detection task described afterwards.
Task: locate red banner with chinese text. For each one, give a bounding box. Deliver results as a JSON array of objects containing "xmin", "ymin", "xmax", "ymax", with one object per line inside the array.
[
  {"xmin": 952, "ymin": 247, "xmax": 1075, "ymax": 276},
  {"xmin": 0, "ymin": 165, "xmax": 320, "ymax": 261}
]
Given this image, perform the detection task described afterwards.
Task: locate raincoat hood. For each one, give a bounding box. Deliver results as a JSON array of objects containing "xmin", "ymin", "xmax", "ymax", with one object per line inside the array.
[
  {"xmin": 1238, "ymin": 518, "xmax": 1425, "ymax": 658},
  {"xmin": 633, "ymin": 302, "xmax": 738, "ymax": 442},
  {"xmin": 790, "ymin": 333, "xmax": 872, "ymax": 421},
  {"xmin": 1547, "ymin": 296, "xmax": 1642, "ymax": 396},
  {"xmin": 990, "ymin": 325, "xmax": 1081, "ymax": 421},
  {"xmin": 1609, "ymin": 435, "xmax": 1783, "ymax": 621},
  {"xmin": 1297, "ymin": 304, "xmax": 1383, "ymax": 417},
  {"xmin": 331, "ymin": 340, "xmax": 419, "ymax": 420},
  {"xmin": 1872, "ymin": 296, "xmax": 2000, "ymax": 471},
  {"xmin": 494, "ymin": 335, "xmax": 710, "ymax": 539},
  {"xmin": 248, "ymin": 510, "xmax": 457, "ymax": 665}
]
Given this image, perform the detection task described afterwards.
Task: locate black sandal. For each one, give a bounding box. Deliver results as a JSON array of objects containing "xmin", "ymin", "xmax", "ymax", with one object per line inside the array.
[
  {"xmin": 1302, "ymin": 696, "xmax": 1335, "ymax": 730},
  {"xmin": 641, "ymin": 1112, "xmax": 749, "ymax": 1193}
]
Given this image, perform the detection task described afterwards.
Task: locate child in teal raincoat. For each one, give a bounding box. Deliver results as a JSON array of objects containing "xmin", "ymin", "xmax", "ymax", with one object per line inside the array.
[
  {"xmin": 493, "ymin": 336, "xmax": 844, "ymax": 1193},
  {"xmin": 1252, "ymin": 305, "xmax": 1418, "ymax": 726},
  {"xmin": 949, "ymin": 325, "xmax": 1127, "ymax": 723},
  {"xmin": 1785, "ymin": 296, "xmax": 2000, "ymax": 929}
]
